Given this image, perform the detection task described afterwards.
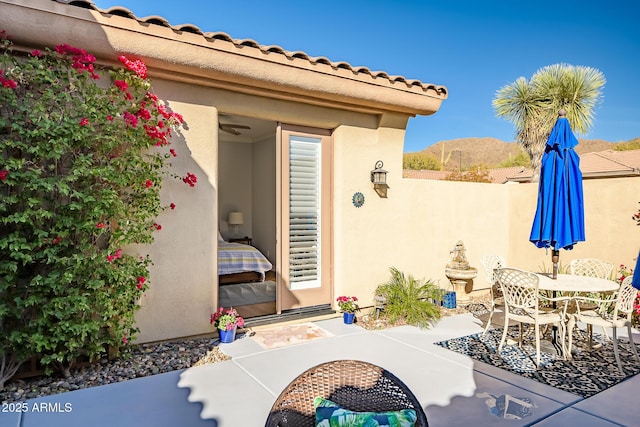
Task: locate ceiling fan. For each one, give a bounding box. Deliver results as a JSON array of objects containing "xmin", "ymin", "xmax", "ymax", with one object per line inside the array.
[{"xmin": 219, "ymin": 122, "xmax": 251, "ymax": 136}]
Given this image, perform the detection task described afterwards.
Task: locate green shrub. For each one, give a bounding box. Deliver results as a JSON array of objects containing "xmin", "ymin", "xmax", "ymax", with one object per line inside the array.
[
  {"xmin": 374, "ymin": 267, "xmax": 441, "ymax": 328},
  {"xmin": 0, "ymin": 32, "xmax": 193, "ymax": 385}
]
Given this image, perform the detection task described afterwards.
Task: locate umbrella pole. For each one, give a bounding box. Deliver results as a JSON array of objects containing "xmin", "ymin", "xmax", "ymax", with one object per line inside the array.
[{"xmin": 552, "ymin": 250, "xmax": 559, "ymax": 279}]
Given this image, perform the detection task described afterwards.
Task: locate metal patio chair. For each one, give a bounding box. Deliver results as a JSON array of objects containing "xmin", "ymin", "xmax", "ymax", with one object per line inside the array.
[
  {"xmin": 568, "ymin": 275, "xmax": 640, "ymax": 373},
  {"xmin": 265, "ymin": 359, "xmax": 429, "ymax": 426},
  {"xmin": 495, "ymin": 268, "xmax": 570, "ymax": 368},
  {"xmin": 568, "ymin": 258, "xmax": 616, "ymax": 339},
  {"xmin": 479, "ymin": 254, "xmax": 506, "ymax": 335},
  {"xmin": 569, "ymin": 258, "xmax": 614, "ymax": 280}
]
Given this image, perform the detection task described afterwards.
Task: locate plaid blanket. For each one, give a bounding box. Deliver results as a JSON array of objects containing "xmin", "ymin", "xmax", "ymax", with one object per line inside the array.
[{"xmin": 218, "ymin": 241, "xmax": 272, "ymax": 276}]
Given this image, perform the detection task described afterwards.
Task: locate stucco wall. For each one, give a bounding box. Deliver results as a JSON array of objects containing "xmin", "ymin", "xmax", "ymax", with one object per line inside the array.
[
  {"xmin": 332, "ymin": 135, "xmax": 639, "ymax": 310},
  {"xmin": 506, "ymin": 178, "xmax": 639, "ymax": 275},
  {"xmin": 137, "ymin": 95, "xmax": 639, "ymax": 342},
  {"xmin": 218, "ymin": 140, "xmax": 253, "ymax": 240},
  {"xmin": 134, "ymin": 80, "xmax": 218, "ymax": 343}
]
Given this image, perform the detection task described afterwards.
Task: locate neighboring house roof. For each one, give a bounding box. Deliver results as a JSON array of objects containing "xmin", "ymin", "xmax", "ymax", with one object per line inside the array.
[
  {"xmin": 0, "ymin": 0, "xmax": 447, "ymax": 117},
  {"xmin": 404, "ymin": 150, "xmax": 640, "ymax": 183},
  {"xmin": 403, "ymin": 166, "xmax": 525, "ymax": 184},
  {"xmin": 506, "ymin": 149, "xmax": 640, "ymax": 182},
  {"xmin": 403, "ymin": 169, "xmax": 450, "ymax": 180}
]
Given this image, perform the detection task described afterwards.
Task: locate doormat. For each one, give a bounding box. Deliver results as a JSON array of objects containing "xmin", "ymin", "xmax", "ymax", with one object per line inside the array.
[
  {"xmin": 435, "ymin": 327, "xmax": 640, "ymax": 398},
  {"xmin": 251, "ymin": 322, "xmax": 333, "ymax": 350}
]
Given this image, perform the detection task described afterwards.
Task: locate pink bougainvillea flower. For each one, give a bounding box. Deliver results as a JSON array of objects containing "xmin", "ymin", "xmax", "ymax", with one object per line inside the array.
[
  {"xmin": 107, "ymin": 248, "xmax": 123, "ymax": 262},
  {"xmin": 124, "ymin": 111, "xmax": 138, "ymax": 128},
  {"xmin": 51, "ymin": 236, "xmax": 62, "ymax": 245},
  {"xmin": 96, "ymin": 222, "xmax": 108, "ymax": 229},
  {"xmin": 55, "ymin": 43, "xmax": 100, "ymax": 79},
  {"xmin": 137, "ymin": 107, "xmax": 151, "ymax": 120},
  {"xmin": 170, "ymin": 149, "xmax": 177, "ymax": 157},
  {"xmin": 117, "ymin": 55, "xmax": 147, "ymax": 79},
  {"xmin": 153, "ymin": 223, "xmax": 162, "ymax": 231},
  {"xmin": 30, "ymin": 49, "xmax": 42, "ymax": 57},
  {"xmin": 136, "ymin": 276, "xmax": 146, "ymax": 290},
  {"xmin": 182, "ymin": 172, "xmax": 198, "ymax": 187},
  {"xmin": 114, "ymin": 80, "xmax": 128, "ymax": 91},
  {"xmin": 79, "ymin": 117, "xmax": 90, "ymax": 126},
  {"xmin": 0, "ymin": 170, "xmax": 7, "ymax": 181},
  {"xmin": 170, "ymin": 202, "xmax": 176, "ymax": 210},
  {"xmin": 106, "ymin": 114, "xmax": 114, "ymax": 121},
  {"xmin": 122, "ymin": 336, "xmax": 129, "ymax": 344},
  {"xmin": 145, "ymin": 179, "xmax": 153, "ymax": 188},
  {"xmin": 0, "ymin": 74, "xmax": 17, "ymax": 89}
]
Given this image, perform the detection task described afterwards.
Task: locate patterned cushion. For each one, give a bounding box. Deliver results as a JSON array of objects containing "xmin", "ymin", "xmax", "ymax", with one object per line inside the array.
[{"xmin": 314, "ymin": 397, "xmax": 417, "ymax": 427}]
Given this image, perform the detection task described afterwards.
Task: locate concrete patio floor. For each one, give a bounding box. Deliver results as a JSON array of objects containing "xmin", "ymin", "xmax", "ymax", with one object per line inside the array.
[{"xmin": 2, "ymin": 313, "xmax": 638, "ymax": 426}]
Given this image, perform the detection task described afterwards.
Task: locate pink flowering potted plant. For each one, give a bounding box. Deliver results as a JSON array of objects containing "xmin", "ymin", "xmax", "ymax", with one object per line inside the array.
[
  {"xmin": 210, "ymin": 307, "xmax": 245, "ymax": 343},
  {"xmin": 336, "ymin": 296, "xmax": 360, "ymax": 324}
]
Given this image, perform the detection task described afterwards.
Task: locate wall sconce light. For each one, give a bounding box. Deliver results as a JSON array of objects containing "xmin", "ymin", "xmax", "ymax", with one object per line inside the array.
[
  {"xmin": 370, "ymin": 160, "xmax": 388, "ymax": 198},
  {"xmin": 228, "ymin": 211, "xmax": 244, "ymax": 237}
]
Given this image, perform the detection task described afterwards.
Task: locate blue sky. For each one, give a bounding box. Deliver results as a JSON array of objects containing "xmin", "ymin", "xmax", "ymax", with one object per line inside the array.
[{"xmin": 92, "ymin": 0, "xmax": 639, "ymax": 152}]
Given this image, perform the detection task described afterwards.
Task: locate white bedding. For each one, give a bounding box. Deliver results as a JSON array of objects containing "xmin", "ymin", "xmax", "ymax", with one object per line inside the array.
[{"xmin": 218, "ymin": 241, "xmax": 272, "ymax": 276}]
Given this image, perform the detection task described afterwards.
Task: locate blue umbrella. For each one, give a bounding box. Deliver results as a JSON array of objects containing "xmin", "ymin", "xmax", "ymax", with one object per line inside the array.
[{"xmin": 530, "ymin": 111, "xmax": 585, "ymax": 278}]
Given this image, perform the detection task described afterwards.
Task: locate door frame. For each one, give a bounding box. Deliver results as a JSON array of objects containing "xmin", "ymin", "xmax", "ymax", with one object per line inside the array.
[{"xmin": 276, "ymin": 123, "xmax": 333, "ymax": 313}]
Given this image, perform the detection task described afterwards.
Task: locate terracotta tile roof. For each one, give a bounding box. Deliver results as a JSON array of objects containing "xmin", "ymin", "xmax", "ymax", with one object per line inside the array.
[
  {"xmin": 53, "ymin": 0, "xmax": 447, "ymax": 98},
  {"xmin": 404, "ymin": 150, "xmax": 640, "ymax": 183},
  {"xmin": 403, "ymin": 166, "xmax": 526, "ymax": 184},
  {"xmin": 506, "ymin": 149, "xmax": 640, "ymax": 182},
  {"xmin": 402, "ymin": 169, "xmax": 450, "ymax": 180}
]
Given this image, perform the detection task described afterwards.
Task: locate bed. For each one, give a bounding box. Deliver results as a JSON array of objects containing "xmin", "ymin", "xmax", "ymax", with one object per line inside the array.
[{"xmin": 218, "ymin": 240, "xmax": 275, "ymax": 317}]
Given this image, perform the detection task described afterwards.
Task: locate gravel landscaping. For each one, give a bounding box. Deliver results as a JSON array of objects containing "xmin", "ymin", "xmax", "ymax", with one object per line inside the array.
[{"xmin": 1, "ymin": 336, "xmax": 229, "ymax": 403}]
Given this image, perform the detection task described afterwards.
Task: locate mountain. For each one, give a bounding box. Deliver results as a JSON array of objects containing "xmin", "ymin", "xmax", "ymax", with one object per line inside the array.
[{"xmin": 414, "ymin": 137, "xmax": 618, "ymax": 170}]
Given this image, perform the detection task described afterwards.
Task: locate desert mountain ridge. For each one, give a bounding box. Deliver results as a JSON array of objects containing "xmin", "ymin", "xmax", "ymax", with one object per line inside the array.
[{"xmin": 412, "ymin": 137, "xmax": 633, "ymax": 170}]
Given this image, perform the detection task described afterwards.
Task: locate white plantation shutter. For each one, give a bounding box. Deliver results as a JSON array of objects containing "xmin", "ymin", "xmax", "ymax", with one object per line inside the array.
[{"xmin": 288, "ymin": 136, "xmax": 321, "ymax": 289}]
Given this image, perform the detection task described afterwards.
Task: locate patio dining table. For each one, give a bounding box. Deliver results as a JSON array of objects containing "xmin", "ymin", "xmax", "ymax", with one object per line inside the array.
[
  {"xmin": 536, "ymin": 273, "xmax": 620, "ymax": 356},
  {"xmin": 536, "ymin": 273, "xmax": 619, "ymax": 294}
]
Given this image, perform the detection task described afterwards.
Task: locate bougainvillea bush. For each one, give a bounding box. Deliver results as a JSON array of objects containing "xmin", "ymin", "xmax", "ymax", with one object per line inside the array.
[{"xmin": 0, "ymin": 31, "xmax": 194, "ymax": 387}]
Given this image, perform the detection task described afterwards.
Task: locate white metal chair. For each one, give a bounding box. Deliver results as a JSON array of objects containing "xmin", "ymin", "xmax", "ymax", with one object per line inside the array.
[
  {"xmin": 479, "ymin": 255, "xmax": 506, "ymax": 335},
  {"xmin": 569, "ymin": 258, "xmax": 614, "ymax": 279},
  {"xmin": 567, "ymin": 276, "xmax": 640, "ymax": 373},
  {"xmin": 495, "ymin": 268, "xmax": 569, "ymax": 368},
  {"xmin": 568, "ymin": 258, "xmax": 615, "ymax": 340}
]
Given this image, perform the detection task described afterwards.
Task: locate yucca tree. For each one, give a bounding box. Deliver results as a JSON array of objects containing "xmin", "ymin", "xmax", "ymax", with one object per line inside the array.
[{"xmin": 493, "ymin": 64, "xmax": 605, "ymax": 180}]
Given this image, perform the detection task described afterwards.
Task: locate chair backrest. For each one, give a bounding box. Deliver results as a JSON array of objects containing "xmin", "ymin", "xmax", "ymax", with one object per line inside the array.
[
  {"xmin": 614, "ymin": 276, "xmax": 638, "ymax": 320},
  {"xmin": 495, "ymin": 268, "xmax": 539, "ymax": 312},
  {"xmin": 480, "ymin": 255, "xmax": 506, "ymax": 285},
  {"xmin": 569, "ymin": 258, "xmax": 614, "ymax": 279},
  {"xmin": 265, "ymin": 359, "xmax": 429, "ymax": 426}
]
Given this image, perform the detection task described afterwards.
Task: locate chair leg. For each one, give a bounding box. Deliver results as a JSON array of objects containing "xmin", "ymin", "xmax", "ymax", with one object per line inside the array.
[
  {"xmin": 498, "ymin": 314, "xmax": 509, "ymax": 352},
  {"xmin": 626, "ymin": 323, "xmax": 640, "ymax": 362},
  {"xmin": 559, "ymin": 321, "xmax": 567, "ymax": 360},
  {"xmin": 612, "ymin": 328, "xmax": 624, "ymax": 374},
  {"xmin": 567, "ymin": 316, "xmax": 576, "ymax": 359},
  {"xmin": 482, "ymin": 302, "xmax": 494, "ymax": 336},
  {"xmin": 535, "ymin": 324, "xmax": 541, "ymax": 368}
]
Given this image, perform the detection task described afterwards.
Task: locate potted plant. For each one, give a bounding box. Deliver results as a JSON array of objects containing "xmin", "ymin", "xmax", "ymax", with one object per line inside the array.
[
  {"xmin": 336, "ymin": 296, "xmax": 360, "ymax": 324},
  {"xmin": 210, "ymin": 307, "xmax": 245, "ymax": 343}
]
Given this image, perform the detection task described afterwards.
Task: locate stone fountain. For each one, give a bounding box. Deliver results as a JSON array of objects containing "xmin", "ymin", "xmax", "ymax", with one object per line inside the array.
[{"xmin": 444, "ymin": 240, "xmax": 478, "ymax": 304}]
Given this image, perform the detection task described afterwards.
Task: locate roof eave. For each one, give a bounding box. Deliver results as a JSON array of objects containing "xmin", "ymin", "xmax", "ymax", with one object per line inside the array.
[{"xmin": 0, "ymin": 0, "xmax": 447, "ymax": 116}]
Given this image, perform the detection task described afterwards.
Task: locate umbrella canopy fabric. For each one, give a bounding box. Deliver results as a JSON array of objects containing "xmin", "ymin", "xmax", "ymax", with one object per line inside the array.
[{"xmin": 530, "ymin": 116, "xmax": 585, "ymax": 251}]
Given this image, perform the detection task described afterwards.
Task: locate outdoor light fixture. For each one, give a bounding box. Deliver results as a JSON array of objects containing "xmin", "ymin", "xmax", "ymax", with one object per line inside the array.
[
  {"xmin": 228, "ymin": 211, "xmax": 243, "ymax": 237},
  {"xmin": 370, "ymin": 160, "xmax": 388, "ymax": 198}
]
